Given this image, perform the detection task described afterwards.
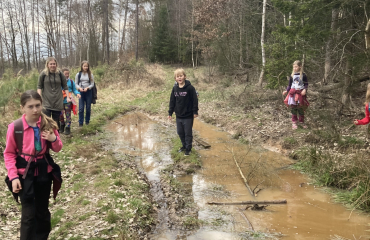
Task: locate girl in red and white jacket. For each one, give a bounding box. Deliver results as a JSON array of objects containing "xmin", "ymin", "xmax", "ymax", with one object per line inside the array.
[
  {"xmin": 4, "ymin": 90, "xmax": 63, "ymax": 240},
  {"xmin": 354, "ymin": 84, "xmax": 370, "ymax": 126}
]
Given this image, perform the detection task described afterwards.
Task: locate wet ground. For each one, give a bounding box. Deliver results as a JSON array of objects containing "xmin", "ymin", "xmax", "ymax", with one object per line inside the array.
[{"xmin": 106, "ymin": 112, "xmax": 370, "ymax": 240}]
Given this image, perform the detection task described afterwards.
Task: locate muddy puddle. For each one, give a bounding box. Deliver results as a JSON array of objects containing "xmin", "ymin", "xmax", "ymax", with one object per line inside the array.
[{"xmin": 106, "ymin": 112, "xmax": 370, "ymax": 240}]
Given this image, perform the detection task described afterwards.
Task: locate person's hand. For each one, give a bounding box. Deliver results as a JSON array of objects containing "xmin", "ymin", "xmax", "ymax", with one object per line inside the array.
[
  {"xmin": 77, "ymin": 94, "xmax": 81, "ymax": 99},
  {"xmin": 301, "ymin": 89, "xmax": 306, "ymax": 96},
  {"xmin": 66, "ymin": 97, "xmax": 71, "ymax": 103},
  {"xmin": 354, "ymin": 120, "xmax": 359, "ymax": 125},
  {"xmin": 79, "ymin": 88, "xmax": 84, "ymax": 92},
  {"xmin": 12, "ymin": 179, "xmax": 22, "ymax": 193},
  {"xmin": 168, "ymin": 116, "xmax": 172, "ymax": 121},
  {"xmin": 282, "ymin": 91, "xmax": 287, "ymax": 96},
  {"xmin": 194, "ymin": 114, "xmax": 198, "ymax": 118},
  {"xmin": 42, "ymin": 130, "xmax": 57, "ymax": 142}
]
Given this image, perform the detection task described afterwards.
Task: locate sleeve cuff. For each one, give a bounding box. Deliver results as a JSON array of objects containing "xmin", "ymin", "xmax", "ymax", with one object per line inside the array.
[
  {"xmin": 11, "ymin": 177, "xmax": 19, "ymax": 181},
  {"xmin": 52, "ymin": 136, "xmax": 58, "ymax": 143}
]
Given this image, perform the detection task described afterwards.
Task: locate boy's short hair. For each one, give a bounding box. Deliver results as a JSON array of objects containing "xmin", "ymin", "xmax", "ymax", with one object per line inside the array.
[
  {"xmin": 174, "ymin": 68, "xmax": 186, "ymax": 78},
  {"xmin": 62, "ymin": 68, "xmax": 70, "ymax": 72}
]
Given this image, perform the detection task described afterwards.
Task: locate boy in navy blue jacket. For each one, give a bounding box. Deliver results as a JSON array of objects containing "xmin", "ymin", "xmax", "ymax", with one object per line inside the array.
[{"xmin": 168, "ymin": 69, "xmax": 199, "ymax": 156}]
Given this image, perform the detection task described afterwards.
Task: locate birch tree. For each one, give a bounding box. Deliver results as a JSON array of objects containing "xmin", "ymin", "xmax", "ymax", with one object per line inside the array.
[{"xmin": 257, "ymin": 0, "xmax": 267, "ymax": 87}]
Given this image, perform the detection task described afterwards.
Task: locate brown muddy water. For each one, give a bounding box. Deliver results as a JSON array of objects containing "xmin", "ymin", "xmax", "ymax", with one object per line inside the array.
[{"xmin": 106, "ymin": 112, "xmax": 370, "ymax": 240}]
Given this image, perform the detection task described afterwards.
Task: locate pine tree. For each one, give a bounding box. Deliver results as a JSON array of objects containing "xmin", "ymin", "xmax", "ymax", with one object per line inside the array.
[{"xmin": 150, "ymin": 5, "xmax": 176, "ymax": 63}]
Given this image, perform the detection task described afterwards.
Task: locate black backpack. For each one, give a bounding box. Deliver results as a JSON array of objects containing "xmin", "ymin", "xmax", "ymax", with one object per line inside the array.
[{"xmin": 77, "ymin": 71, "xmax": 97, "ymax": 104}]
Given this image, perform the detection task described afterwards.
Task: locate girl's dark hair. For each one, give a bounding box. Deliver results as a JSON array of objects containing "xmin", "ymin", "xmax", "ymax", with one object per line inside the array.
[
  {"xmin": 80, "ymin": 61, "xmax": 92, "ymax": 81},
  {"xmin": 20, "ymin": 90, "xmax": 58, "ymax": 131}
]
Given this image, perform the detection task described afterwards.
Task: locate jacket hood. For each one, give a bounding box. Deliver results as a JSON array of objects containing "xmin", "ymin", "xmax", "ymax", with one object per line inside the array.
[{"xmin": 175, "ymin": 79, "xmax": 191, "ymax": 88}]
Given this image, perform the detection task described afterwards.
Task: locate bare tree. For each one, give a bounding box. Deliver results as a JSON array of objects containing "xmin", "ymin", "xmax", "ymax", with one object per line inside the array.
[{"xmin": 257, "ymin": 0, "xmax": 267, "ymax": 87}]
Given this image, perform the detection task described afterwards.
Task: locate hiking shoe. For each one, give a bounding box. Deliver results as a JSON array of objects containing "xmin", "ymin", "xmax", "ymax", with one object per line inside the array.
[
  {"xmin": 292, "ymin": 123, "xmax": 298, "ymax": 130},
  {"xmin": 178, "ymin": 147, "xmax": 186, "ymax": 153},
  {"xmin": 79, "ymin": 124, "xmax": 83, "ymax": 127},
  {"xmin": 184, "ymin": 150, "xmax": 191, "ymax": 156},
  {"xmin": 65, "ymin": 127, "xmax": 71, "ymax": 135},
  {"xmin": 60, "ymin": 124, "xmax": 65, "ymax": 133}
]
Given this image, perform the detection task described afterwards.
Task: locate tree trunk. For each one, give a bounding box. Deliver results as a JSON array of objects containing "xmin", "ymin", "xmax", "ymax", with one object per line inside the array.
[
  {"xmin": 37, "ymin": 0, "xmax": 40, "ymax": 66},
  {"xmin": 337, "ymin": 59, "xmax": 352, "ymax": 115},
  {"xmin": 135, "ymin": 0, "xmax": 139, "ymax": 61},
  {"xmin": 0, "ymin": 32, "xmax": 4, "ymax": 73},
  {"xmin": 1, "ymin": 1, "xmax": 11, "ymax": 66},
  {"xmin": 7, "ymin": 4, "xmax": 18, "ymax": 69},
  {"xmin": 257, "ymin": 0, "xmax": 266, "ymax": 87},
  {"xmin": 105, "ymin": 0, "xmax": 110, "ymax": 64},
  {"xmin": 366, "ymin": 19, "xmax": 370, "ymax": 49},
  {"xmin": 191, "ymin": 0, "xmax": 195, "ymax": 68},
  {"xmin": 21, "ymin": 0, "xmax": 31, "ymax": 70},
  {"xmin": 323, "ymin": 8, "xmax": 338, "ymax": 83},
  {"xmin": 120, "ymin": 0, "xmax": 129, "ymax": 53}
]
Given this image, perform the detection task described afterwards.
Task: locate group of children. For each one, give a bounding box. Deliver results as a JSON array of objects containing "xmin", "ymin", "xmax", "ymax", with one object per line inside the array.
[
  {"xmin": 3, "ymin": 58, "xmax": 95, "ymax": 239},
  {"xmin": 2, "ymin": 66, "xmax": 198, "ymax": 239},
  {"xmin": 37, "ymin": 57, "xmax": 95, "ymax": 136},
  {"xmin": 5, "ymin": 60, "xmax": 370, "ymax": 239}
]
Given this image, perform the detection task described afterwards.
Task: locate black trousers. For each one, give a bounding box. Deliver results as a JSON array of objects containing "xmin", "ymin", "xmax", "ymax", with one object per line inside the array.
[
  {"xmin": 176, "ymin": 117, "xmax": 194, "ymax": 151},
  {"xmin": 19, "ymin": 176, "xmax": 52, "ymax": 240},
  {"xmin": 43, "ymin": 109, "xmax": 61, "ymax": 129}
]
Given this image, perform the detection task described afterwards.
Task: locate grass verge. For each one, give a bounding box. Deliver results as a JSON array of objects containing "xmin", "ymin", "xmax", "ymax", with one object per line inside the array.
[{"xmin": 294, "ymin": 147, "xmax": 370, "ymax": 211}]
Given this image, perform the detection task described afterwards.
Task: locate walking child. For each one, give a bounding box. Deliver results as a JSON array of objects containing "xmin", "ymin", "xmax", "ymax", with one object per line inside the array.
[
  {"xmin": 3, "ymin": 90, "xmax": 63, "ymax": 240},
  {"xmin": 37, "ymin": 57, "xmax": 71, "ymax": 130},
  {"xmin": 283, "ymin": 60, "xmax": 309, "ymax": 129},
  {"xmin": 168, "ymin": 69, "xmax": 199, "ymax": 156},
  {"xmin": 354, "ymin": 83, "xmax": 370, "ymax": 126},
  {"xmin": 75, "ymin": 61, "xmax": 95, "ymax": 126},
  {"xmin": 60, "ymin": 68, "xmax": 81, "ymax": 135}
]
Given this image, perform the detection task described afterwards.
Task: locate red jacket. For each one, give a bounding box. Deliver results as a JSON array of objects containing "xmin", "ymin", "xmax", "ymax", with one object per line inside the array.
[
  {"xmin": 356, "ymin": 104, "xmax": 370, "ymax": 125},
  {"xmin": 4, "ymin": 114, "xmax": 63, "ymax": 180}
]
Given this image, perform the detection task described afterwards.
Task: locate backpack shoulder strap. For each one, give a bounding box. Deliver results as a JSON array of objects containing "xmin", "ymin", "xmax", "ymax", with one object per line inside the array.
[
  {"xmin": 59, "ymin": 71, "xmax": 63, "ymax": 88},
  {"xmin": 13, "ymin": 118, "xmax": 24, "ymax": 156},
  {"xmin": 77, "ymin": 72, "xmax": 82, "ymax": 85},
  {"xmin": 70, "ymin": 79, "xmax": 75, "ymax": 93}
]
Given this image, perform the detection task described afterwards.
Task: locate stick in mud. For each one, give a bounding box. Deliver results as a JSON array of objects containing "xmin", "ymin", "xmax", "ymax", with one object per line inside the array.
[
  {"xmin": 207, "ymin": 200, "xmax": 287, "ymax": 205},
  {"xmin": 238, "ymin": 208, "xmax": 254, "ymax": 232},
  {"xmin": 230, "ymin": 147, "xmax": 254, "ymax": 197}
]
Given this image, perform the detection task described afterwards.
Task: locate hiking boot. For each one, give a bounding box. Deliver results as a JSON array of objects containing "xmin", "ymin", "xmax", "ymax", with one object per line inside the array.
[
  {"xmin": 79, "ymin": 124, "xmax": 83, "ymax": 127},
  {"xmin": 178, "ymin": 147, "xmax": 186, "ymax": 153},
  {"xmin": 65, "ymin": 127, "xmax": 71, "ymax": 135},
  {"xmin": 184, "ymin": 150, "xmax": 191, "ymax": 156},
  {"xmin": 60, "ymin": 124, "xmax": 65, "ymax": 133}
]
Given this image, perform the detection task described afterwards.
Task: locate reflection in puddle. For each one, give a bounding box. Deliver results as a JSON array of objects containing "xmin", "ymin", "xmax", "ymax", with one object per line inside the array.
[{"xmin": 106, "ymin": 113, "xmax": 370, "ymax": 240}]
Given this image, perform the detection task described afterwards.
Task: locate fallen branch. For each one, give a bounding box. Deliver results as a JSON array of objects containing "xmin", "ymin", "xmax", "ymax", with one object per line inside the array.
[
  {"xmin": 238, "ymin": 208, "xmax": 254, "ymax": 232},
  {"xmin": 113, "ymin": 121, "xmax": 124, "ymax": 126},
  {"xmin": 252, "ymin": 180, "xmax": 264, "ymax": 195},
  {"xmin": 207, "ymin": 200, "xmax": 287, "ymax": 205},
  {"xmin": 231, "ymin": 147, "xmax": 254, "ymax": 197},
  {"xmin": 194, "ymin": 137, "xmax": 211, "ymax": 148}
]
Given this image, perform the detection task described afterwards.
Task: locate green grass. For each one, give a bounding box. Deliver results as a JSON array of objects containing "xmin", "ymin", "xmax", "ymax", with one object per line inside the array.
[
  {"xmin": 170, "ymin": 138, "xmax": 201, "ymax": 167},
  {"xmin": 294, "ymin": 147, "xmax": 370, "ymax": 211},
  {"xmin": 50, "ymin": 209, "xmax": 64, "ymax": 229},
  {"xmin": 183, "ymin": 216, "xmax": 203, "ymax": 227},
  {"xmin": 106, "ymin": 211, "xmax": 120, "ymax": 224}
]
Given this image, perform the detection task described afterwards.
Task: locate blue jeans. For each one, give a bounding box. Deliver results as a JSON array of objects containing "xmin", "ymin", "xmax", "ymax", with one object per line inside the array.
[{"xmin": 79, "ymin": 90, "xmax": 92, "ymax": 125}]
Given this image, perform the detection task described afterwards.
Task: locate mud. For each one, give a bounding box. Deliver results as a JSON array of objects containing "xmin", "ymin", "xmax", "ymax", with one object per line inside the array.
[
  {"xmin": 192, "ymin": 119, "xmax": 370, "ymax": 239},
  {"xmin": 106, "ymin": 112, "xmax": 370, "ymax": 240}
]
